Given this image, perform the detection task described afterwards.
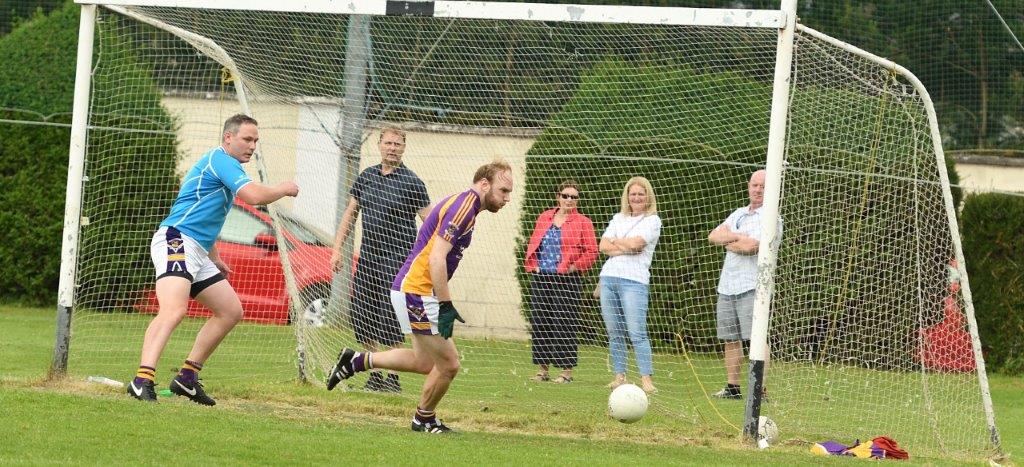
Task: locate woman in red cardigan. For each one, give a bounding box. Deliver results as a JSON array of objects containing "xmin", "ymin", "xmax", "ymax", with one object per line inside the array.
[{"xmin": 523, "ymin": 180, "xmax": 599, "ymax": 383}]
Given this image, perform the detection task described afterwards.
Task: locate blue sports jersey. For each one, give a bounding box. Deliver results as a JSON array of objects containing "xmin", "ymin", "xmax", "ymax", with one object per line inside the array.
[{"xmin": 160, "ymin": 146, "xmax": 252, "ymax": 250}]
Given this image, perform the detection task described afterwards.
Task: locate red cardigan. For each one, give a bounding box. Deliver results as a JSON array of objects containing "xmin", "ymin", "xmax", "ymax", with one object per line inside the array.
[{"xmin": 524, "ymin": 208, "xmax": 599, "ymax": 274}]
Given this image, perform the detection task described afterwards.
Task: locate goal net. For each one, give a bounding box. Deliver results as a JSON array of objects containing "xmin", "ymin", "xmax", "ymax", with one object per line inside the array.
[{"xmin": 64, "ymin": 1, "xmax": 997, "ymax": 459}]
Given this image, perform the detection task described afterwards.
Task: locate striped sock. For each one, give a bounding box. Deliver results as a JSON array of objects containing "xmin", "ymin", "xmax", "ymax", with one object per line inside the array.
[
  {"xmin": 414, "ymin": 407, "xmax": 436, "ymax": 424},
  {"xmin": 352, "ymin": 352, "xmax": 372, "ymax": 373},
  {"xmin": 134, "ymin": 366, "xmax": 156, "ymax": 386},
  {"xmin": 179, "ymin": 359, "xmax": 203, "ymax": 383}
]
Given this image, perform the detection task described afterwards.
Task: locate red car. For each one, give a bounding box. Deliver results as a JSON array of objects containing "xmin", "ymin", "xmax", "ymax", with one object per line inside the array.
[{"xmin": 137, "ymin": 200, "xmax": 336, "ymax": 325}]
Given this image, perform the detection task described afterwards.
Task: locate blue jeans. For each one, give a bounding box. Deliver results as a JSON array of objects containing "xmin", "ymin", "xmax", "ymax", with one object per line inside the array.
[{"xmin": 599, "ymin": 276, "xmax": 653, "ymax": 376}]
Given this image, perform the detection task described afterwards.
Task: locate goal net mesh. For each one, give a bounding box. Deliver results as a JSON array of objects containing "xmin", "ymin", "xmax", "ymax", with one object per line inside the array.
[{"xmin": 66, "ymin": 5, "xmax": 994, "ymax": 458}]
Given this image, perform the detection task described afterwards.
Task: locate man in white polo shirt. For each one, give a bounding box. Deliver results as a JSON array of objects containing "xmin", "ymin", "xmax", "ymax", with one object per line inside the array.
[{"xmin": 707, "ymin": 169, "xmax": 780, "ymax": 400}]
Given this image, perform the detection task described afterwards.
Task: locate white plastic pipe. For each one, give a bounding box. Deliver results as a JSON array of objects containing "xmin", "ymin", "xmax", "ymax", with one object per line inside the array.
[{"xmin": 52, "ymin": 3, "xmax": 97, "ymax": 376}]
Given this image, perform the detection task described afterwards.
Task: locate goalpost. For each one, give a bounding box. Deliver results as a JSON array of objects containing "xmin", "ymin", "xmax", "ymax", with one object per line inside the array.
[{"xmin": 53, "ymin": 0, "xmax": 1000, "ymax": 459}]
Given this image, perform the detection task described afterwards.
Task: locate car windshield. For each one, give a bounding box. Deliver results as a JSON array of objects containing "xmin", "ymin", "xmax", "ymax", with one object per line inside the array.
[{"xmin": 279, "ymin": 213, "xmax": 333, "ymax": 247}]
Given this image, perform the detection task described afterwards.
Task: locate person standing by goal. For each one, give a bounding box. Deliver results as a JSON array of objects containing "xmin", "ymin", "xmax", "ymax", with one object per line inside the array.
[
  {"xmin": 707, "ymin": 169, "xmax": 780, "ymax": 400},
  {"xmin": 598, "ymin": 176, "xmax": 662, "ymax": 395},
  {"xmin": 329, "ymin": 127, "xmax": 430, "ymax": 393},
  {"xmin": 127, "ymin": 114, "xmax": 299, "ymax": 405},
  {"xmin": 326, "ymin": 160, "xmax": 514, "ymax": 434},
  {"xmin": 523, "ymin": 179, "xmax": 598, "ymax": 384}
]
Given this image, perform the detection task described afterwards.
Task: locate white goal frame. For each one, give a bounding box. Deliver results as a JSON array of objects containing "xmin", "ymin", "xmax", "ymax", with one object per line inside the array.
[{"xmin": 52, "ymin": 0, "xmax": 999, "ymax": 450}]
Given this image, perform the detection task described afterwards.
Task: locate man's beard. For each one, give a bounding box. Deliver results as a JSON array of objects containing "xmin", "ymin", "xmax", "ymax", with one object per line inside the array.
[{"xmin": 483, "ymin": 194, "xmax": 502, "ymax": 212}]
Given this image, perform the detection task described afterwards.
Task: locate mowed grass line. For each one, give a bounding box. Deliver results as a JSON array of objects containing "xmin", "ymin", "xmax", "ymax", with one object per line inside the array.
[
  {"xmin": 57, "ymin": 308, "xmax": 1006, "ymax": 457},
  {"xmin": 1, "ymin": 379, "xmax": 859, "ymax": 466},
  {"xmin": 1, "ymin": 305, "xmax": 1017, "ymax": 465}
]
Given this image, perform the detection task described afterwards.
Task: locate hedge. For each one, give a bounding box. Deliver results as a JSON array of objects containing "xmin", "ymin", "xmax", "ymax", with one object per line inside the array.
[
  {"xmin": 0, "ymin": 2, "xmax": 179, "ymax": 306},
  {"xmin": 961, "ymin": 193, "xmax": 1024, "ymax": 374}
]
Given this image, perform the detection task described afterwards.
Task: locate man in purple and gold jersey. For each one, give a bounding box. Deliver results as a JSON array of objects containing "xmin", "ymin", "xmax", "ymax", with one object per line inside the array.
[{"xmin": 326, "ymin": 159, "xmax": 514, "ymax": 434}]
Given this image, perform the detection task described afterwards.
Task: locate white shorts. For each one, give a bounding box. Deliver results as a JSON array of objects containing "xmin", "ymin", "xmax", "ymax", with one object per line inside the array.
[
  {"xmin": 150, "ymin": 227, "xmax": 223, "ymax": 293},
  {"xmin": 390, "ymin": 289, "xmax": 440, "ymax": 336}
]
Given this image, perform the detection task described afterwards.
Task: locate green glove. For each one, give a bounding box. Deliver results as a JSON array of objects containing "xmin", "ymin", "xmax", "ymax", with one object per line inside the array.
[{"xmin": 438, "ymin": 301, "xmax": 465, "ymax": 340}]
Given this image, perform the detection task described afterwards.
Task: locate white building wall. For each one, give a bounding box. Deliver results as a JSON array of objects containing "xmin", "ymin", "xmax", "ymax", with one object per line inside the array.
[{"xmin": 955, "ymin": 163, "xmax": 1024, "ymax": 195}]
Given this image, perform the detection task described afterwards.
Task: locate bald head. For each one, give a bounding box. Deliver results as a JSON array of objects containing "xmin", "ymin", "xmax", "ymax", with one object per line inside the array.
[{"xmin": 748, "ymin": 170, "xmax": 766, "ymax": 209}]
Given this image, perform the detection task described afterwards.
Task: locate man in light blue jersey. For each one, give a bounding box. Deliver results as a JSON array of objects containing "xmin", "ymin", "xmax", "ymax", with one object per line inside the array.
[
  {"xmin": 127, "ymin": 114, "xmax": 299, "ymax": 405},
  {"xmin": 326, "ymin": 159, "xmax": 514, "ymax": 434}
]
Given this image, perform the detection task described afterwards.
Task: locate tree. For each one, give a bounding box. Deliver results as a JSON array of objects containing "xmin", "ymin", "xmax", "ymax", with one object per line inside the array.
[
  {"xmin": 0, "ymin": 0, "xmax": 63, "ymax": 37},
  {"xmin": 883, "ymin": 0, "xmax": 1023, "ymax": 149}
]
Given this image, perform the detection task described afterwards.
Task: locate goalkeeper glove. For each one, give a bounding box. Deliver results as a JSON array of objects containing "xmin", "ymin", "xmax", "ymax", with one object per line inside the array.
[{"xmin": 437, "ymin": 301, "xmax": 465, "ymax": 340}]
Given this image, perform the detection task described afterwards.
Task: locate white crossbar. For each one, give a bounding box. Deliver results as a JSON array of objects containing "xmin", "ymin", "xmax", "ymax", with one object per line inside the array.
[{"xmin": 80, "ymin": 0, "xmax": 784, "ymax": 28}]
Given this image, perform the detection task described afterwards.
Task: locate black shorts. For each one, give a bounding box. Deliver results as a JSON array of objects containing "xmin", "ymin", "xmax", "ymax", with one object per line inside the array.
[{"xmin": 350, "ymin": 258, "xmax": 404, "ymax": 347}]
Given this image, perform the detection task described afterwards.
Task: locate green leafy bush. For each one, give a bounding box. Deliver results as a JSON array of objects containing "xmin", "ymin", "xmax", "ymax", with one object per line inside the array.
[
  {"xmin": 961, "ymin": 193, "xmax": 1024, "ymax": 375},
  {"xmin": 0, "ymin": 3, "xmax": 178, "ymax": 306},
  {"xmin": 0, "ymin": 122, "xmax": 69, "ymax": 303}
]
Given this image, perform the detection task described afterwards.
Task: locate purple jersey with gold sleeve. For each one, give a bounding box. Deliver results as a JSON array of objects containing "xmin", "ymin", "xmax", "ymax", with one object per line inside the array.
[{"xmin": 392, "ymin": 189, "xmax": 481, "ymax": 295}]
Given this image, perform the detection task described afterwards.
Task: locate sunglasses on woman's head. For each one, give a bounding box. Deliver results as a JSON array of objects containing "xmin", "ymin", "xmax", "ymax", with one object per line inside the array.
[{"xmin": 559, "ymin": 193, "xmax": 580, "ymax": 200}]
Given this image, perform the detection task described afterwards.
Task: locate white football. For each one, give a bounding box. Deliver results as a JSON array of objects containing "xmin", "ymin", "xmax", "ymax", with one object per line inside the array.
[
  {"xmin": 608, "ymin": 383, "xmax": 648, "ymax": 423},
  {"xmin": 758, "ymin": 415, "xmax": 779, "ymax": 443}
]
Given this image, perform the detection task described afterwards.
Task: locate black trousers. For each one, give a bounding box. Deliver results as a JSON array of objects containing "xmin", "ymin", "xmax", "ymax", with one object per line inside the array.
[
  {"xmin": 529, "ymin": 272, "xmax": 583, "ymax": 368},
  {"xmin": 350, "ymin": 254, "xmax": 404, "ymax": 347}
]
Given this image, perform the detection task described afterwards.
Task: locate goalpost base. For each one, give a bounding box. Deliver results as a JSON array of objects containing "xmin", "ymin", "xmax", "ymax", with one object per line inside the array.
[{"xmin": 743, "ymin": 359, "xmax": 766, "ymax": 441}]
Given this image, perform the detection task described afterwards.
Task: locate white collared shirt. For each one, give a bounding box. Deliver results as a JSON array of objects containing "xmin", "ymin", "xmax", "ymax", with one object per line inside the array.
[
  {"xmin": 599, "ymin": 213, "xmax": 661, "ymax": 285},
  {"xmin": 716, "ymin": 206, "xmax": 782, "ymax": 295}
]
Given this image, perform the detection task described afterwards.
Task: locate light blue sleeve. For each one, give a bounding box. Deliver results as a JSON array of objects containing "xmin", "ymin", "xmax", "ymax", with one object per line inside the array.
[{"xmin": 211, "ymin": 152, "xmax": 252, "ymax": 196}]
